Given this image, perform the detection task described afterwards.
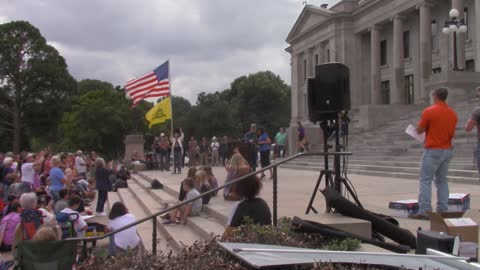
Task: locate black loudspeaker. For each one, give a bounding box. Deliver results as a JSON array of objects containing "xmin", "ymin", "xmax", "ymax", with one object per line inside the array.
[{"xmin": 307, "ymin": 63, "xmax": 351, "ymax": 122}]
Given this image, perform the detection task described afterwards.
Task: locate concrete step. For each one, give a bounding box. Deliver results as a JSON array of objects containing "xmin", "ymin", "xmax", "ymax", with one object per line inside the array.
[
  {"xmin": 281, "ymin": 164, "xmax": 480, "ymax": 185},
  {"xmin": 115, "ymin": 188, "xmax": 169, "ymax": 252},
  {"xmin": 136, "ymin": 173, "xmax": 230, "ymax": 224},
  {"xmin": 126, "ymin": 179, "xmax": 207, "ymax": 250},
  {"xmin": 289, "ymin": 158, "xmax": 476, "ymax": 171},
  {"xmin": 130, "ymin": 174, "xmax": 226, "ymax": 240},
  {"xmin": 293, "ymin": 154, "xmax": 474, "ymax": 163},
  {"xmin": 285, "ymin": 161, "xmax": 477, "ymax": 178}
]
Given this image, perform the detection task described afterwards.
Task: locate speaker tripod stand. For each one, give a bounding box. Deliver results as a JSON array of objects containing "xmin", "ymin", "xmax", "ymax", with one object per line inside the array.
[{"xmin": 305, "ymin": 118, "xmax": 363, "ymax": 214}]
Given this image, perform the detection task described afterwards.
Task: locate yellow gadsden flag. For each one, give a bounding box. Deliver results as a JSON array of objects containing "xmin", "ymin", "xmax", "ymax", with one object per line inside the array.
[{"xmin": 145, "ymin": 97, "xmax": 171, "ymax": 128}]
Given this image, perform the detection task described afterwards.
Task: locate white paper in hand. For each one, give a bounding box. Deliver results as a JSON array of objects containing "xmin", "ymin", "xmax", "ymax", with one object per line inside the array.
[{"xmin": 405, "ymin": 124, "xmax": 425, "ymax": 143}]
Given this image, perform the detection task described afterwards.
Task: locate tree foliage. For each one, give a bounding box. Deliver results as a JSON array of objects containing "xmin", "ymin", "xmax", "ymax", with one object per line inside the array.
[
  {"xmin": 59, "ymin": 89, "xmax": 150, "ymax": 159},
  {"xmin": 162, "ymin": 71, "xmax": 291, "ymax": 141},
  {"xmin": 0, "ymin": 21, "xmax": 77, "ymax": 152}
]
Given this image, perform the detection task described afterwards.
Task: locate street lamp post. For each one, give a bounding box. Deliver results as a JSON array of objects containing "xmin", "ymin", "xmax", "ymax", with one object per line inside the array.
[{"xmin": 442, "ymin": 8, "xmax": 467, "ymax": 71}]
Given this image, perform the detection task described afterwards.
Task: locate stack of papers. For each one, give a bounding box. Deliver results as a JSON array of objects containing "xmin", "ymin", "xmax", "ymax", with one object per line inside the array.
[{"xmin": 405, "ymin": 124, "xmax": 425, "ymax": 143}]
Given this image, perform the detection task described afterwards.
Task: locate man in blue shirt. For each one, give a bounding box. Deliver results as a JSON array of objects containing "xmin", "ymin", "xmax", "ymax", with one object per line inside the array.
[{"xmin": 257, "ymin": 127, "xmax": 272, "ymax": 179}]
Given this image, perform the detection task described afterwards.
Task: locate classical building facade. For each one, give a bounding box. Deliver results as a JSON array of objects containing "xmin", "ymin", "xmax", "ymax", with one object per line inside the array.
[{"xmin": 285, "ymin": 0, "xmax": 480, "ymax": 151}]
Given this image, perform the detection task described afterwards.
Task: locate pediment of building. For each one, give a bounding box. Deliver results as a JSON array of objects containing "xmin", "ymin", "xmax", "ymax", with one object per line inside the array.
[{"xmin": 286, "ymin": 5, "xmax": 334, "ymax": 44}]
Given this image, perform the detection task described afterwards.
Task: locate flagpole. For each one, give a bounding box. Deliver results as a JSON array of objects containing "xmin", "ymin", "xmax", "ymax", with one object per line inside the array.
[{"xmin": 168, "ymin": 59, "xmax": 174, "ymax": 136}]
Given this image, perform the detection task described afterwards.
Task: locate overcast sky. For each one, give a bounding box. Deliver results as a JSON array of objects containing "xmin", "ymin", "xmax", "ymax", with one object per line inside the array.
[{"xmin": 0, "ymin": 0, "xmax": 337, "ymax": 102}]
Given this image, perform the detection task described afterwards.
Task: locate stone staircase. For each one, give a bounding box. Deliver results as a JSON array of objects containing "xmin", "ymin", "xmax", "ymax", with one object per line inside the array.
[
  {"xmin": 283, "ymin": 96, "xmax": 480, "ymax": 184},
  {"xmin": 106, "ymin": 170, "xmax": 379, "ymax": 253},
  {"xmin": 107, "ymin": 172, "xmax": 228, "ymax": 253}
]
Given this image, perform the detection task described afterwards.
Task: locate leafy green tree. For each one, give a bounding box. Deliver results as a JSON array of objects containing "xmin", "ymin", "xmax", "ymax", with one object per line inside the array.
[
  {"xmin": 59, "ymin": 89, "xmax": 149, "ymax": 159},
  {"xmin": 77, "ymin": 79, "xmax": 113, "ymax": 95},
  {"xmin": 0, "ymin": 21, "xmax": 77, "ymax": 152},
  {"xmin": 227, "ymin": 71, "xmax": 291, "ymax": 136}
]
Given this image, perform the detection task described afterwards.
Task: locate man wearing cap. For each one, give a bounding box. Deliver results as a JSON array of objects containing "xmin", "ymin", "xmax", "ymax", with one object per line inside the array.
[
  {"xmin": 211, "ymin": 137, "xmax": 220, "ymax": 166},
  {"xmin": 409, "ymin": 88, "xmax": 458, "ymax": 220}
]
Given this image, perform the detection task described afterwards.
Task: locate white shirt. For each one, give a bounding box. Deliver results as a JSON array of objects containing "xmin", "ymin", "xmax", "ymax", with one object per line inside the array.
[
  {"xmin": 75, "ymin": 156, "xmax": 87, "ymax": 174},
  {"xmin": 108, "ymin": 213, "xmax": 140, "ymax": 250},
  {"xmin": 211, "ymin": 142, "xmax": 220, "ymax": 151},
  {"xmin": 20, "ymin": 163, "xmax": 35, "ymax": 184},
  {"xmin": 61, "ymin": 207, "xmax": 87, "ymax": 237}
]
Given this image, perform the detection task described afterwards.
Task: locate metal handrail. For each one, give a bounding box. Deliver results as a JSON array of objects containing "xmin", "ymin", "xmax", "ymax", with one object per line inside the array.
[{"xmin": 67, "ymin": 151, "xmax": 351, "ymax": 254}]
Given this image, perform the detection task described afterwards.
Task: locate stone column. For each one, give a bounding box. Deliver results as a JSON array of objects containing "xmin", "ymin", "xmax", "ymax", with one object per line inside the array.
[
  {"xmin": 453, "ymin": 0, "xmax": 466, "ymax": 70},
  {"xmin": 370, "ymin": 25, "xmax": 381, "ymax": 105},
  {"xmin": 318, "ymin": 43, "xmax": 326, "ymax": 64},
  {"xmin": 290, "ymin": 54, "xmax": 300, "ymax": 123},
  {"xmin": 419, "ymin": 2, "xmax": 433, "ymax": 79},
  {"xmin": 124, "ymin": 134, "xmax": 144, "ymax": 168},
  {"xmin": 306, "ymin": 48, "xmax": 314, "ymax": 78},
  {"xmin": 476, "ymin": 0, "xmax": 480, "ymax": 72},
  {"xmin": 392, "ymin": 15, "xmax": 405, "ymax": 104}
]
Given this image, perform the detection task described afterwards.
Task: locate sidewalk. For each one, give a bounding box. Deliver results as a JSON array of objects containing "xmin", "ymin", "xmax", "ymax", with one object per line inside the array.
[{"xmin": 142, "ymin": 166, "xmax": 480, "ymax": 234}]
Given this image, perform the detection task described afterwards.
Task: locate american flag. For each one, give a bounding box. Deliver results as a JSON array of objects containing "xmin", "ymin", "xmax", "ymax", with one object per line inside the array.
[{"xmin": 125, "ymin": 61, "xmax": 170, "ymax": 106}]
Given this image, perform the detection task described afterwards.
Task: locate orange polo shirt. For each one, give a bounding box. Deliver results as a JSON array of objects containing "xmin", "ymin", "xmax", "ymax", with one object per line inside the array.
[{"xmin": 418, "ymin": 101, "xmax": 458, "ymax": 149}]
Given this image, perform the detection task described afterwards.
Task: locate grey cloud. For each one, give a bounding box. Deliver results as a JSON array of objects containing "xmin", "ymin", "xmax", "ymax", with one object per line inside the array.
[{"xmin": 1, "ymin": 0, "xmax": 338, "ymax": 102}]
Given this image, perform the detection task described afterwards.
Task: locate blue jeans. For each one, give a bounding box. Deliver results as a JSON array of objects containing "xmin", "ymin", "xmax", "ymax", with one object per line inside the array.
[
  {"xmin": 474, "ymin": 144, "xmax": 480, "ymax": 174},
  {"xmin": 418, "ymin": 149, "xmax": 453, "ymax": 215}
]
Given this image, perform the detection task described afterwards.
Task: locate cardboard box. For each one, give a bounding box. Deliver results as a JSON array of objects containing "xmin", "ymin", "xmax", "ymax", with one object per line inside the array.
[
  {"xmin": 448, "ymin": 193, "xmax": 470, "ymax": 212},
  {"xmin": 429, "ymin": 210, "xmax": 480, "ymax": 243},
  {"xmin": 388, "ymin": 199, "xmax": 418, "ymax": 218}
]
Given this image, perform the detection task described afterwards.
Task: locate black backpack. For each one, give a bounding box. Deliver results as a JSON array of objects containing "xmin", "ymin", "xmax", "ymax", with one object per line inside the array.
[{"xmin": 150, "ymin": 179, "xmax": 163, "ymax": 189}]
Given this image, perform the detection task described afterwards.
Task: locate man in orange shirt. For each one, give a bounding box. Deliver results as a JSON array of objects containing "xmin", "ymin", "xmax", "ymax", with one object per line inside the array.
[{"xmin": 410, "ymin": 88, "xmax": 458, "ymax": 220}]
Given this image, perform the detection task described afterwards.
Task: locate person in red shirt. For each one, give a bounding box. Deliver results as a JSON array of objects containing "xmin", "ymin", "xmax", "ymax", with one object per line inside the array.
[{"xmin": 409, "ymin": 88, "xmax": 458, "ymax": 219}]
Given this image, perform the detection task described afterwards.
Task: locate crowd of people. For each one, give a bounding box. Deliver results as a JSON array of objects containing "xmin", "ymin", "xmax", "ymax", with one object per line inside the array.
[
  {"xmin": 0, "ymin": 149, "xmax": 139, "ymax": 259},
  {"xmin": 147, "ymin": 126, "xmax": 290, "ymax": 172}
]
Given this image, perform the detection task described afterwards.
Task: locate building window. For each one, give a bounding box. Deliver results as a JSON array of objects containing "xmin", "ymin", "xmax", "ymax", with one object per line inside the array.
[
  {"xmin": 464, "ymin": 8, "xmax": 469, "ymax": 40},
  {"xmin": 303, "ymin": 59, "xmax": 307, "ymax": 81},
  {"xmin": 431, "ymin": 20, "xmax": 438, "ymax": 51},
  {"xmin": 403, "ymin": 31, "xmax": 410, "ymax": 58},
  {"xmin": 432, "ymin": 67, "xmax": 442, "ymax": 74},
  {"xmin": 466, "ymin": 59, "xmax": 475, "ymax": 72},
  {"xmin": 381, "ymin": 80, "xmax": 390, "ymax": 104},
  {"xmin": 314, "ymin": 54, "xmax": 318, "ymax": 67},
  {"xmin": 326, "ymin": 49, "xmax": 330, "ymax": 62},
  {"xmin": 380, "ymin": 40, "xmax": 387, "ymax": 66},
  {"xmin": 405, "ymin": 75, "xmax": 414, "ymax": 104}
]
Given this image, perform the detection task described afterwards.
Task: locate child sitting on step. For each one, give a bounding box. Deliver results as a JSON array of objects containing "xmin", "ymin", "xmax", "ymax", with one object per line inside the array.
[{"xmin": 163, "ymin": 178, "xmax": 202, "ymax": 225}]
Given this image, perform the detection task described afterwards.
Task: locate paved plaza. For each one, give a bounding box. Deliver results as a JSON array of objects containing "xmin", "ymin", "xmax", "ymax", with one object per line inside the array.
[{"xmin": 143, "ymin": 166, "xmax": 480, "ymax": 235}]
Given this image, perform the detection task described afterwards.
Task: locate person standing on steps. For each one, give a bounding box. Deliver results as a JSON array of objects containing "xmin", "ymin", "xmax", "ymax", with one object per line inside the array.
[
  {"xmin": 243, "ymin": 123, "xmax": 258, "ymax": 171},
  {"xmin": 274, "ymin": 127, "xmax": 287, "ymax": 159},
  {"xmin": 211, "ymin": 137, "xmax": 220, "ymax": 166},
  {"xmin": 198, "ymin": 137, "xmax": 210, "ymax": 166},
  {"xmin": 158, "ymin": 134, "xmax": 170, "ymax": 171},
  {"xmin": 171, "ymin": 128, "xmax": 184, "ymax": 174},
  {"xmin": 409, "ymin": 88, "xmax": 458, "ymax": 220},
  {"xmin": 464, "ymin": 86, "xmax": 480, "ymax": 174}
]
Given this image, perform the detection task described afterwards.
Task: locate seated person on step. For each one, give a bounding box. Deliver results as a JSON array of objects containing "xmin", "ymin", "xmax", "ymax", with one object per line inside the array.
[
  {"xmin": 164, "ymin": 178, "xmax": 202, "ymax": 225},
  {"xmin": 107, "ymin": 202, "xmax": 140, "ymax": 256},
  {"xmin": 223, "ymin": 153, "xmax": 250, "ymax": 201},
  {"xmin": 223, "ymin": 175, "xmax": 272, "ymax": 238}
]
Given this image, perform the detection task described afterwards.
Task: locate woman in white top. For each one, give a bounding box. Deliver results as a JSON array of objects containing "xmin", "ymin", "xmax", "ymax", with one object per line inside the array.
[{"xmin": 108, "ymin": 202, "xmax": 140, "ymax": 256}]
